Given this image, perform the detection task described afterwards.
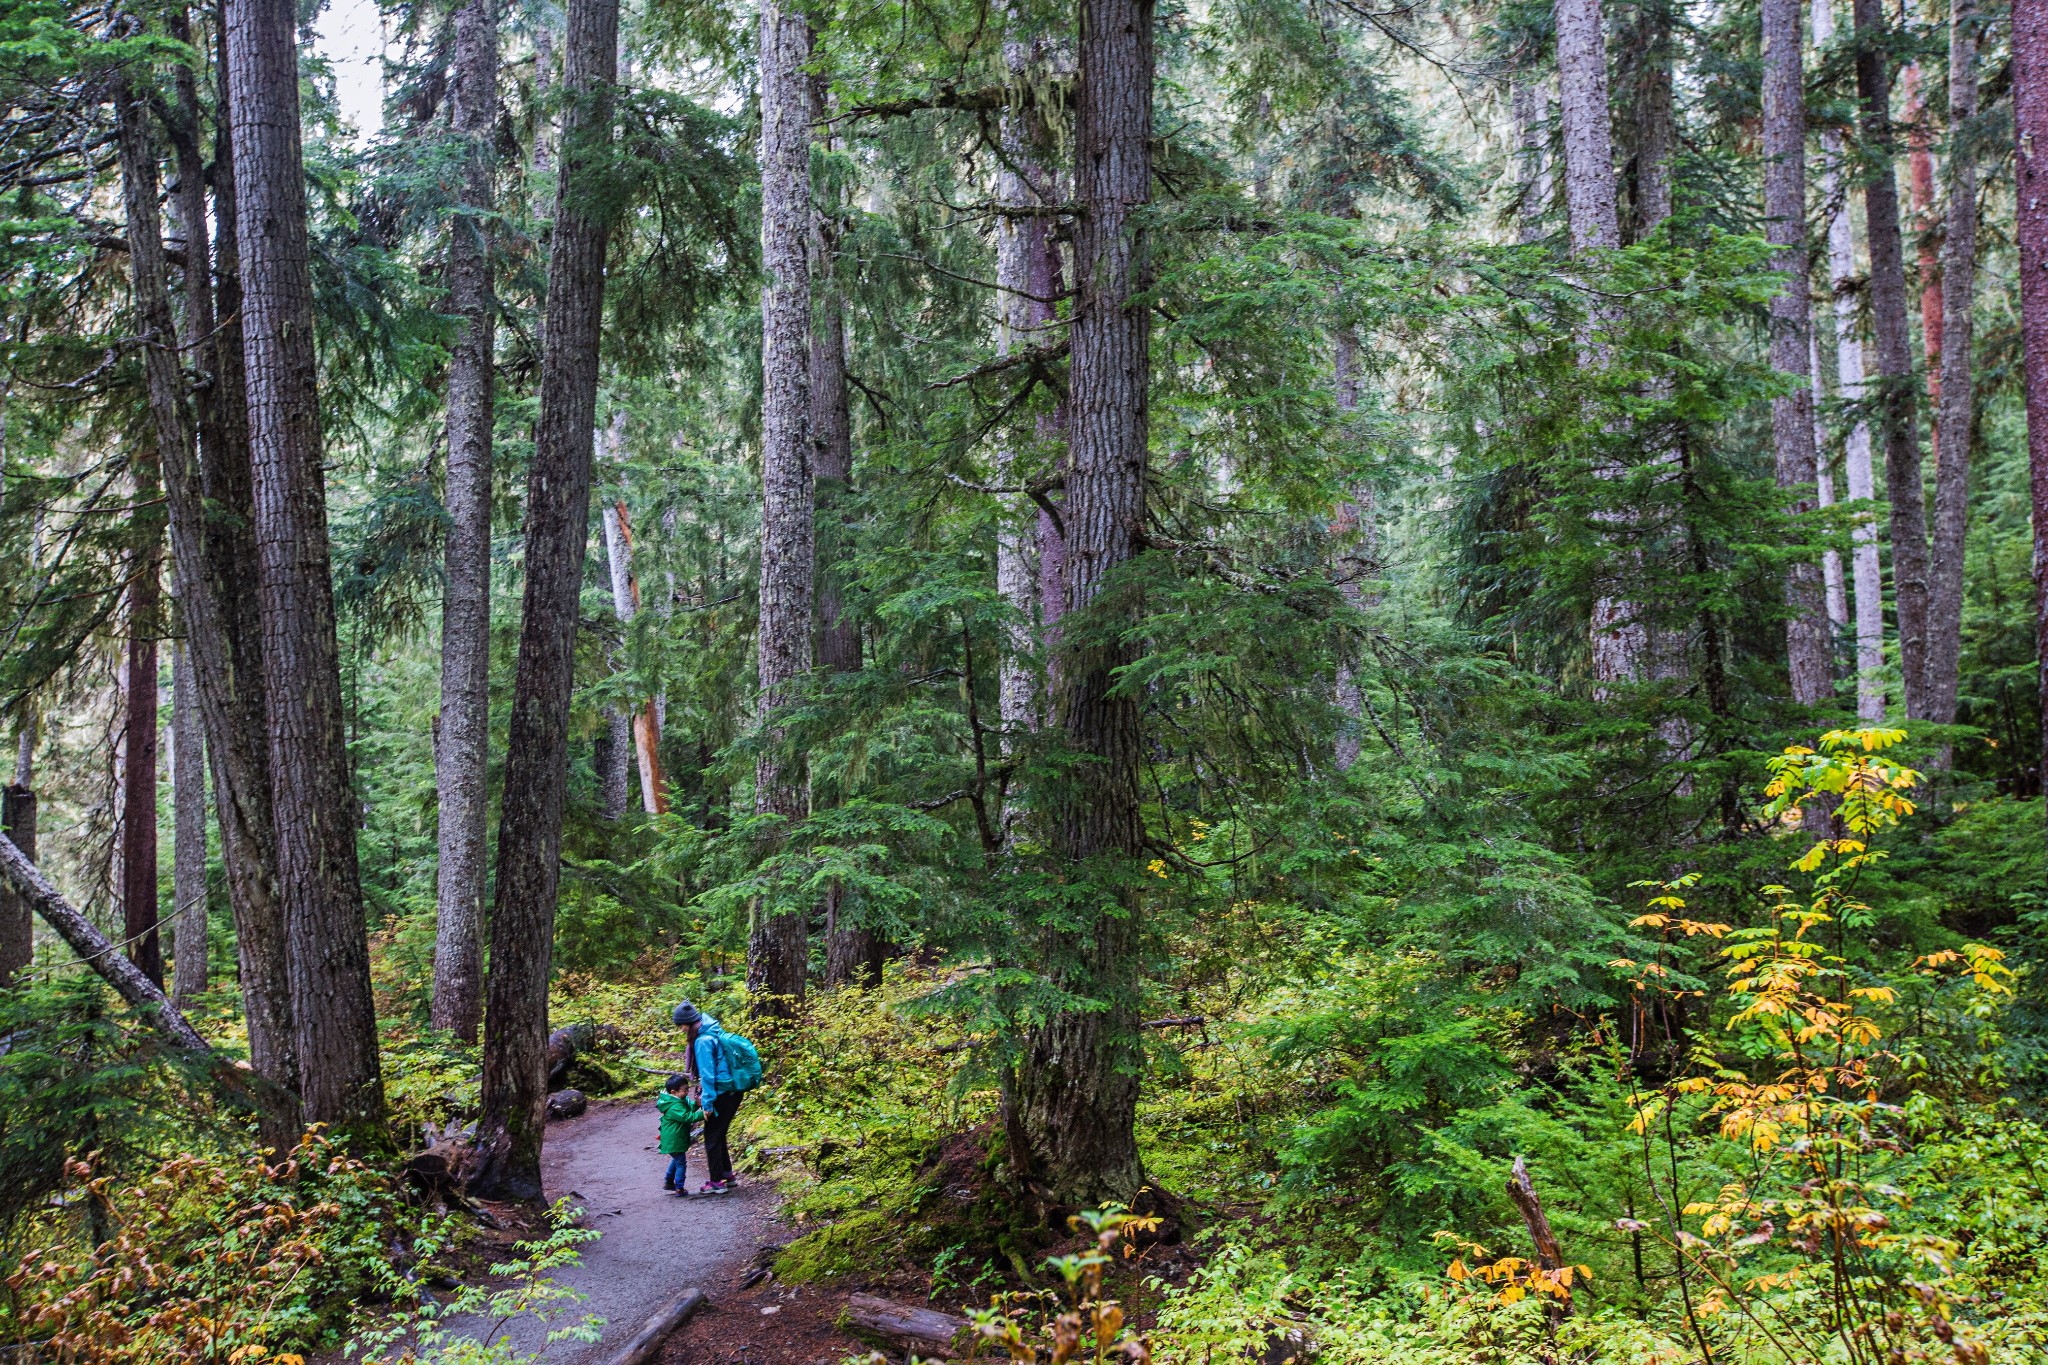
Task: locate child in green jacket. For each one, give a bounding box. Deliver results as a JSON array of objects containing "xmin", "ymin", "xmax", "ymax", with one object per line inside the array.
[{"xmin": 657, "ymin": 1073, "xmax": 703, "ymax": 1195}]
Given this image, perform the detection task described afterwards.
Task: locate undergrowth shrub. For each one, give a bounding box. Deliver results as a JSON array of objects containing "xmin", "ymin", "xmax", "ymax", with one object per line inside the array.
[{"xmin": 1, "ymin": 1135, "xmax": 394, "ymax": 1362}]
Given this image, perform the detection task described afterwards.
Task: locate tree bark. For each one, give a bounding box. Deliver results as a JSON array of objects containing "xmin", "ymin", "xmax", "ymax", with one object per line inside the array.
[
  {"xmin": 812, "ymin": 86, "xmax": 880, "ymax": 988},
  {"xmin": 473, "ymin": 0, "xmax": 618, "ymax": 1200},
  {"xmin": 746, "ymin": 0, "xmax": 816, "ymax": 1015},
  {"xmin": 1332, "ymin": 329, "xmax": 1373, "ymax": 772},
  {"xmin": 123, "ymin": 45, "xmax": 298, "ymax": 1109},
  {"xmin": 432, "ymin": 0, "xmax": 498, "ymax": 1045},
  {"xmin": 1853, "ymin": 0, "xmax": 1933, "ymax": 718},
  {"xmin": 601, "ymin": 484, "xmax": 668, "ymax": 816},
  {"xmin": 598, "ymin": 711, "xmax": 633, "ymax": 818},
  {"xmin": 1810, "ymin": 334, "xmax": 1850, "ymax": 631},
  {"xmin": 1620, "ymin": 0, "xmax": 1674, "ymax": 242},
  {"xmin": 171, "ymin": 635, "xmax": 209, "ymax": 1009},
  {"xmin": 122, "ymin": 512, "xmax": 165, "ymax": 989},
  {"xmin": 1904, "ymin": 58, "xmax": 1943, "ymax": 431},
  {"xmin": 1555, "ymin": 0, "xmax": 1620, "ymax": 257},
  {"xmin": 1007, "ymin": 0, "xmax": 1151, "ymax": 1208},
  {"xmin": 1553, "ymin": 0, "xmax": 1647, "ymax": 690},
  {"xmin": 225, "ymin": 0, "xmax": 386, "ymax": 1138},
  {"xmin": 1763, "ymin": 0, "xmax": 1832, "ymax": 707},
  {"xmin": 995, "ymin": 38, "xmax": 1057, "ymax": 740},
  {"xmin": 1815, "ymin": 0, "xmax": 1887, "ymax": 721},
  {"xmin": 1923, "ymin": 0, "xmax": 1980, "ymax": 729},
  {"xmin": 1, "ymin": 755, "xmax": 35, "ymax": 984},
  {"xmin": 1511, "ymin": 75, "xmax": 1551, "ymax": 245},
  {"xmin": 2017, "ymin": 0, "xmax": 2048, "ymax": 846}
]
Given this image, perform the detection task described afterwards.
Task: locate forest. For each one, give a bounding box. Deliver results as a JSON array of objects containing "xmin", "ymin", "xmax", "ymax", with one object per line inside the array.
[{"xmin": 3, "ymin": 0, "xmax": 2048, "ymax": 1351}]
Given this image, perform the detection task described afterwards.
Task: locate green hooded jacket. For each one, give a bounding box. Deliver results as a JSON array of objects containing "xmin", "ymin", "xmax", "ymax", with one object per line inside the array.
[{"xmin": 657, "ymin": 1089, "xmax": 703, "ymax": 1155}]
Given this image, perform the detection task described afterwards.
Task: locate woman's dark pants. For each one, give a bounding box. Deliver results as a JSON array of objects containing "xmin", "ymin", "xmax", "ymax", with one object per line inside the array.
[{"xmin": 704, "ymin": 1091, "xmax": 743, "ymax": 1182}]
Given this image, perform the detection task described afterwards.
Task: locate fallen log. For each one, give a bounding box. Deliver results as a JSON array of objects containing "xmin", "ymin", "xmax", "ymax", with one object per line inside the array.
[
  {"xmin": 547, "ymin": 1020, "xmax": 629, "ymax": 1090},
  {"xmin": 844, "ymin": 1293, "xmax": 970, "ymax": 1357},
  {"xmin": 601, "ymin": 1287, "xmax": 705, "ymax": 1365},
  {"xmin": 0, "ymin": 834, "xmax": 208, "ymax": 1051},
  {"xmin": 0, "ymin": 833, "xmax": 296, "ymax": 1131}
]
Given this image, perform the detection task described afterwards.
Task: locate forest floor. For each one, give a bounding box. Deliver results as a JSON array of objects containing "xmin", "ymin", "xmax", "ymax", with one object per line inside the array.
[
  {"xmin": 448, "ymin": 1097, "xmax": 828, "ymax": 1365},
  {"xmin": 442, "ymin": 1096, "xmax": 880, "ymax": 1365}
]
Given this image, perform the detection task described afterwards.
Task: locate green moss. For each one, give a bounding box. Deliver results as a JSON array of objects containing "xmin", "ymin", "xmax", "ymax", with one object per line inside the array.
[{"xmin": 774, "ymin": 1208, "xmax": 905, "ymax": 1283}]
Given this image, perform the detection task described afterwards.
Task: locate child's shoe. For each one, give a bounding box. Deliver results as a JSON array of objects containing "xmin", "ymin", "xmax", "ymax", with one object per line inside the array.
[{"xmin": 669, "ymin": 1186, "xmax": 689, "ymax": 1198}]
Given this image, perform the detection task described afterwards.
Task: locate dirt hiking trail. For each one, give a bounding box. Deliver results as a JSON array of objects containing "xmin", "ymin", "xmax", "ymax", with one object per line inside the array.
[{"xmin": 461, "ymin": 1097, "xmax": 776, "ymax": 1363}]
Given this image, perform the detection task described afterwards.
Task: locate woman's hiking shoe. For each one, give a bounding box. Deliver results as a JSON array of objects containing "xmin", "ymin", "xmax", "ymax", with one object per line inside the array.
[{"xmin": 699, "ymin": 1180, "xmax": 729, "ymax": 1195}]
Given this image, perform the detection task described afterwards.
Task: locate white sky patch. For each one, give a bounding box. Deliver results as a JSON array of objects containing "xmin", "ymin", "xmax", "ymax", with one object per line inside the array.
[{"xmin": 313, "ymin": 0, "xmax": 388, "ymax": 141}]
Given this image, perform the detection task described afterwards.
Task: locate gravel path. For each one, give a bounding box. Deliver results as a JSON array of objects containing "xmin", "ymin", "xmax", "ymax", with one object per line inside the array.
[{"xmin": 456, "ymin": 1097, "xmax": 772, "ymax": 1364}]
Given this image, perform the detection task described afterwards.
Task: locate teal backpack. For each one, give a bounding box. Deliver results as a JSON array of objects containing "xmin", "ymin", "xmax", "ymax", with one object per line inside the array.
[{"xmin": 711, "ymin": 1029, "xmax": 766, "ymax": 1092}]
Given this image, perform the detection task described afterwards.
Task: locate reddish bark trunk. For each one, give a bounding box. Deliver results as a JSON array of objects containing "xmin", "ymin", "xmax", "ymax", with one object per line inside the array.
[
  {"xmin": 1, "ymin": 751, "xmax": 35, "ymax": 983},
  {"xmin": 122, "ymin": 544, "xmax": 164, "ymax": 988}
]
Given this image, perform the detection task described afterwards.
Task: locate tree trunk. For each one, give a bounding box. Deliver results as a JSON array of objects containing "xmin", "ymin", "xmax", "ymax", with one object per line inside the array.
[
  {"xmin": 1923, "ymin": 0, "xmax": 1979, "ymax": 730},
  {"xmin": 995, "ymin": 39, "xmax": 1057, "ymax": 739},
  {"xmin": 601, "ymin": 486, "xmax": 668, "ymax": 816},
  {"xmin": 532, "ymin": 24, "xmax": 555, "ymax": 177},
  {"xmin": 746, "ymin": 0, "xmax": 816, "ymax": 1016},
  {"xmin": 473, "ymin": 0, "xmax": 618, "ymax": 1201},
  {"xmin": 1, "ymin": 728, "xmax": 35, "ymax": 983},
  {"xmin": 1007, "ymin": 0, "xmax": 1151, "ymax": 1208},
  {"xmin": 432, "ymin": 0, "xmax": 498, "ymax": 1045},
  {"xmin": 812, "ymin": 97, "xmax": 860, "ymax": 682},
  {"xmin": 1620, "ymin": 0, "xmax": 1674, "ymax": 242},
  {"xmin": 1555, "ymin": 0, "xmax": 1620, "ymax": 258},
  {"xmin": 125, "ymin": 44, "xmax": 299, "ymax": 1111},
  {"xmin": 1511, "ymin": 76, "xmax": 1552, "ymax": 245},
  {"xmin": 1332, "ymin": 329, "xmax": 1373, "ymax": 772},
  {"xmin": 171, "ymin": 636, "xmax": 209, "ymax": 1009},
  {"xmin": 1814, "ymin": 0, "xmax": 1888, "ymax": 721},
  {"xmin": 812, "ymin": 88, "xmax": 880, "ymax": 987},
  {"xmin": 1810, "ymin": 334, "xmax": 1850, "ymax": 631},
  {"xmin": 1904, "ymin": 57, "xmax": 1943, "ymax": 432},
  {"xmin": 121, "ymin": 543, "xmax": 164, "ymax": 988},
  {"xmin": 225, "ymin": 0, "xmax": 386, "ymax": 1139},
  {"xmin": 1762, "ymin": 0, "xmax": 1832, "ymax": 707},
  {"xmin": 599, "ymin": 711, "xmax": 633, "ymax": 818},
  {"xmin": 1553, "ymin": 0, "xmax": 1648, "ymax": 690},
  {"xmin": 1853, "ymin": 0, "xmax": 1933, "ymax": 718},
  {"xmin": 2016, "ymin": 0, "xmax": 2048, "ymax": 846}
]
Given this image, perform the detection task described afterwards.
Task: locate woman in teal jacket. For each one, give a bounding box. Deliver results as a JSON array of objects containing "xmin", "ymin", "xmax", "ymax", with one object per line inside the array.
[{"xmin": 674, "ymin": 1001, "xmax": 742, "ymax": 1194}]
